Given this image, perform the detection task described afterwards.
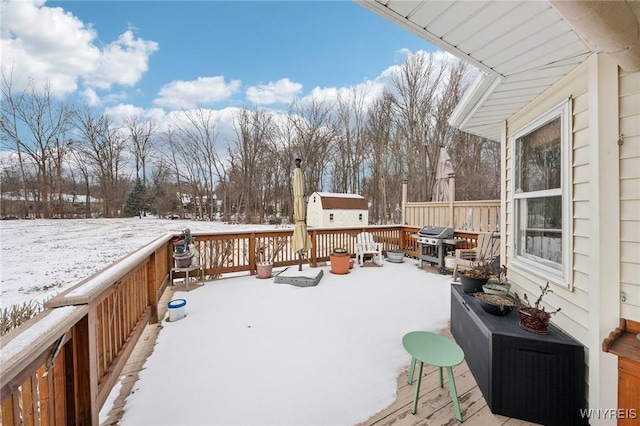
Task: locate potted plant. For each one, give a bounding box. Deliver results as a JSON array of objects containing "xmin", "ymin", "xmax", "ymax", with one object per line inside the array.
[
  {"xmin": 474, "ymin": 292, "xmax": 517, "ymax": 316},
  {"xmin": 255, "ymin": 237, "xmax": 287, "ymax": 279},
  {"xmin": 514, "ymin": 282, "xmax": 561, "ymax": 334},
  {"xmin": 482, "ymin": 264, "xmax": 510, "ymax": 295},
  {"xmin": 458, "ymin": 257, "xmax": 496, "ymax": 294}
]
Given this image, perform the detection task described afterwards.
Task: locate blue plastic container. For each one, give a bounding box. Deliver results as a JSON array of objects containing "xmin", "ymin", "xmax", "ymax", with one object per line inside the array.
[{"xmin": 167, "ymin": 299, "xmax": 187, "ymax": 321}]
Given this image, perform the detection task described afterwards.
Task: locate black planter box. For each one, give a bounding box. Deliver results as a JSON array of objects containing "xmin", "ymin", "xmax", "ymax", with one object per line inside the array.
[{"xmin": 450, "ymin": 284, "xmax": 587, "ymax": 425}]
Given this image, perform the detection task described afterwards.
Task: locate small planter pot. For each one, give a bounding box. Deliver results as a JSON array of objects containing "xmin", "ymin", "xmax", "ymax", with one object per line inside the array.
[
  {"xmin": 330, "ymin": 249, "xmax": 350, "ymax": 274},
  {"xmin": 459, "ymin": 273, "xmax": 490, "ymax": 294},
  {"xmin": 386, "ymin": 250, "xmax": 404, "ymax": 263},
  {"xmin": 518, "ymin": 308, "xmax": 550, "ymax": 334},
  {"xmin": 475, "ymin": 293, "xmax": 516, "ymax": 316},
  {"xmin": 482, "ymin": 283, "xmax": 510, "ymax": 297},
  {"xmin": 256, "ymin": 262, "xmax": 273, "ymax": 279}
]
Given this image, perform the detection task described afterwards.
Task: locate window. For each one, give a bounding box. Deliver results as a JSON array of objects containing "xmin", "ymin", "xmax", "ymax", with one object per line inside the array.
[
  {"xmin": 511, "ymin": 100, "xmax": 571, "ymax": 288},
  {"xmin": 359, "ymin": 213, "xmax": 363, "ymax": 221},
  {"xmin": 329, "ymin": 213, "xmax": 334, "ymax": 222}
]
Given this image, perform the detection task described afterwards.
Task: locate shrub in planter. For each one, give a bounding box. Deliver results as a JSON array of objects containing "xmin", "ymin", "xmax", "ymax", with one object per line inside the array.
[
  {"xmin": 459, "ymin": 257, "xmax": 495, "ymax": 293},
  {"xmin": 514, "ymin": 282, "xmax": 561, "ymax": 334},
  {"xmin": 474, "ymin": 293, "xmax": 517, "ymax": 316}
]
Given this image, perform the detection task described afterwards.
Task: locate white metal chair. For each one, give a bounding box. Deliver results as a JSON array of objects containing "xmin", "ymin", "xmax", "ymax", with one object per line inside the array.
[{"xmin": 355, "ymin": 232, "xmax": 383, "ymax": 266}]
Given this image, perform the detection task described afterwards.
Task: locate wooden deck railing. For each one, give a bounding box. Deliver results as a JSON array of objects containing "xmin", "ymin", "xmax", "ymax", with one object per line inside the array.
[{"xmin": 0, "ymin": 225, "xmax": 481, "ymax": 425}]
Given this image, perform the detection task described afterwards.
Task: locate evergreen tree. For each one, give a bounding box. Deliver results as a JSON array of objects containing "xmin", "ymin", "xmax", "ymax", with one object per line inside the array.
[{"xmin": 124, "ymin": 180, "xmax": 147, "ymax": 217}]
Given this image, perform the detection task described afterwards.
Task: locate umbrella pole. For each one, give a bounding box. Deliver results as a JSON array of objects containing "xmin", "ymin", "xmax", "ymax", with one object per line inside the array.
[{"xmin": 298, "ymin": 253, "xmax": 302, "ymax": 271}]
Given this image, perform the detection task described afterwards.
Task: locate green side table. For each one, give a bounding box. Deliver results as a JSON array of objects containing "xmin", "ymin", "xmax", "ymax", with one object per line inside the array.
[{"xmin": 402, "ymin": 331, "xmax": 465, "ymax": 421}]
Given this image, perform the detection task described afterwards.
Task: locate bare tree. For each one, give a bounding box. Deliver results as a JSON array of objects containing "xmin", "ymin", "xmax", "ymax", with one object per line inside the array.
[
  {"xmin": 0, "ymin": 73, "xmax": 74, "ymax": 217},
  {"xmin": 228, "ymin": 106, "xmax": 276, "ymax": 222},
  {"xmin": 390, "ymin": 51, "xmax": 446, "ymax": 201},
  {"xmin": 160, "ymin": 126, "xmax": 187, "ymax": 218},
  {"xmin": 170, "ymin": 108, "xmax": 225, "ymax": 220},
  {"xmin": 288, "ymin": 98, "xmax": 337, "ymax": 192},
  {"xmin": 65, "ymin": 142, "xmax": 93, "ymax": 217},
  {"xmin": 332, "ymin": 87, "xmax": 369, "ymax": 194},
  {"xmin": 123, "ymin": 115, "xmax": 156, "ymax": 185},
  {"xmin": 73, "ymin": 107, "xmax": 128, "ymax": 217},
  {"xmin": 364, "ymin": 90, "xmax": 399, "ymax": 223}
]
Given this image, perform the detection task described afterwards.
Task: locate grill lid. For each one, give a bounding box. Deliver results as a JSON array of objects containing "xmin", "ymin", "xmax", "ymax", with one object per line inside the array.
[{"xmin": 418, "ymin": 226, "xmax": 454, "ymax": 239}]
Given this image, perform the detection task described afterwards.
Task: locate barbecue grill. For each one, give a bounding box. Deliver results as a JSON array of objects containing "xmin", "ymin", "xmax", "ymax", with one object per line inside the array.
[{"xmin": 416, "ymin": 226, "xmax": 456, "ymax": 273}]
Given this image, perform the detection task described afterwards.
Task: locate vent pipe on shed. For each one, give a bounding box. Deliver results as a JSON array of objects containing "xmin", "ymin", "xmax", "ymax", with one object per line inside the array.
[{"xmin": 550, "ymin": 0, "xmax": 640, "ymax": 72}]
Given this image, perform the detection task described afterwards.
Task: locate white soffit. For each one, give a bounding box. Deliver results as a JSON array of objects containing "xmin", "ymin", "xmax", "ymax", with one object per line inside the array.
[{"xmin": 355, "ymin": 0, "xmax": 596, "ymax": 141}]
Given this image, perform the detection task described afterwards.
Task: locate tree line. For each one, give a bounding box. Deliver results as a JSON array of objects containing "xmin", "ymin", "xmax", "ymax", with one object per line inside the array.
[{"xmin": 1, "ymin": 52, "xmax": 499, "ymax": 224}]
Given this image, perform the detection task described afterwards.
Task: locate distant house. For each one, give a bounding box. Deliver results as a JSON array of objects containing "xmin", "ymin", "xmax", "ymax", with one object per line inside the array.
[{"xmin": 306, "ymin": 192, "xmax": 368, "ymax": 228}]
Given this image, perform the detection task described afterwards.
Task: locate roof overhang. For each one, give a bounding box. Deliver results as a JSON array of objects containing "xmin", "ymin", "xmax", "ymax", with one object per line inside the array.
[{"xmin": 356, "ymin": 0, "xmax": 640, "ymax": 141}]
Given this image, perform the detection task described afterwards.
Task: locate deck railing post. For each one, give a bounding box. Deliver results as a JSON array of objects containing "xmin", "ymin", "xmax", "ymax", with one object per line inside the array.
[
  {"xmin": 147, "ymin": 251, "xmax": 158, "ymax": 323},
  {"xmin": 68, "ymin": 313, "xmax": 99, "ymax": 425},
  {"xmin": 249, "ymin": 233, "xmax": 256, "ymax": 274},
  {"xmin": 310, "ymin": 229, "xmax": 318, "ymax": 267}
]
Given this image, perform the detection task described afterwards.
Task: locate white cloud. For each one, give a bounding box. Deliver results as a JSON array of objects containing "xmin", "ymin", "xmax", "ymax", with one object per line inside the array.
[
  {"xmin": 82, "ymin": 30, "xmax": 158, "ymax": 90},
  {"xmin": 81, "ymin": 87, "xmax": 100, "ymax": 107},
  {"xmin": 0, "ymin": 0, "xmax": 157, "ymax": 98},
  {"xmin": 245, "ymin": 78, "xmax": 302, "ymax": 105},
  {"xmin": 302, "ymin": 76, "xmax": 387, "ymax": 113},
  {"xmin": 153, "ymin": 76, "xmax": 241, "ymax": 109}
]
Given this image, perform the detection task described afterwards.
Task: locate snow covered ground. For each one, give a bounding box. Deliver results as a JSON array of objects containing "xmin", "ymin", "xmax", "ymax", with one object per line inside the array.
[{"xmin": 0, "ymin": 217, "xmax": 277, "ymax": 309}]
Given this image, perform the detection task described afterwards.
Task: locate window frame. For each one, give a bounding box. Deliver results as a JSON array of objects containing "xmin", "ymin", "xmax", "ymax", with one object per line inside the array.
[{"xmin": 510, "ymin": 99, "xmax": 572, "ymax": 289}]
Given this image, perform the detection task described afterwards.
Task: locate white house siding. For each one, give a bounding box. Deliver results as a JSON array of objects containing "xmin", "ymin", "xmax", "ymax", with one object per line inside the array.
[
  {"xmin": 504, "ymin": 55, "xmax": 627, "ymax": 414},
  {"xmin": 504, "ymin": 60, "xmax": 590, "ymax": 344},
  {"xmin": 619, "ymin": 68, "xmax": 640, "ymax": 321}
]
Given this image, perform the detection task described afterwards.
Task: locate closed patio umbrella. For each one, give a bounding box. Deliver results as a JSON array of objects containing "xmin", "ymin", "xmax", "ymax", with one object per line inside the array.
[
  {"xmin": 432, "ymin": 145, "xmax": 455, "ymax": 202},
  {"xmin": 292, "ymin": 158, "xmax": 311, "ymax": 270}
]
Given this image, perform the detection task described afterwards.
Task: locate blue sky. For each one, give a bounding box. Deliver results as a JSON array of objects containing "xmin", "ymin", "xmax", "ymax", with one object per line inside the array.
[{"xmin": 2, "ymin": 0, "xmax": 444, "ymax": 118}]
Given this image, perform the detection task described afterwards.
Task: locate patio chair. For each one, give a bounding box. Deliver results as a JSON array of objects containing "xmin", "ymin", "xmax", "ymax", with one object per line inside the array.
[
  {"xmin": 452, "ymin": 231, "xmax": 500, "ymax": 280},
  {"xmin": 355, "ymin": 232, "xmax": 383, "ymax": 266}
]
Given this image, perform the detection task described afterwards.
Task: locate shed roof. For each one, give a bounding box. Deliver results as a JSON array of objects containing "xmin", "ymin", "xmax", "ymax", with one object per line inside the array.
[{"xmin": 312, "ymin": 192, "xmax": 368, "ymax": 210}]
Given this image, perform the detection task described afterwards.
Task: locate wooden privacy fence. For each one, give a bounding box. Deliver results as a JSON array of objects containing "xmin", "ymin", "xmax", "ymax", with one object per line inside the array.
[
  {"xmin": 0, "ymin": 225, "xmax": 480, "ymax": 425},
  {"xmin": 404, "ymin": 200, "xmax": 500, "ymax": 232}
]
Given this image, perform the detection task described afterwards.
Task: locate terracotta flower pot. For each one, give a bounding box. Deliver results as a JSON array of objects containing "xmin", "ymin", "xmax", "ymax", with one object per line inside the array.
[
  {"xmin": 330, "ymin": 251, "xmax": 350, "ymax": 274},
  {"xmin": 518, "ymin": 307, "xmax": 550, "ymax": 334},
  {"xmin": 256, "ymin": 262, "xmax": 273, "ymax": 279}
]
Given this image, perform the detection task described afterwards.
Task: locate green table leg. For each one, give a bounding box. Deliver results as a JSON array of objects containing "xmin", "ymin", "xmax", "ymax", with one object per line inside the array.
[
  {"xmin": 412, "ymin": 361, "xmax": 424, "ymax": 414},
  {"xmin": 447, "ymin": 367, "xmax": 462, "ymax": 422},
  {"xmin": 439, "ymin": 366, "xmax": 443, "ymax": 387},
  {"xmin": 408, "ymin": 357, "xmax": 416, "ymax": 384}
]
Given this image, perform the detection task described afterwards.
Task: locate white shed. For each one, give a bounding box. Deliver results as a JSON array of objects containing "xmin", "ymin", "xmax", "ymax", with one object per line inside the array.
[{"xmin": 306, "ymin": 192, "xmax": 368, "ymax": 228}]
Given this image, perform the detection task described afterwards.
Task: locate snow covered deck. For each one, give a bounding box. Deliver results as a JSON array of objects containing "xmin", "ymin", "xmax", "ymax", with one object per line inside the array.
[{"xmin": 101, "ymin": 262, "xmax": 540, "ymax": 426}]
